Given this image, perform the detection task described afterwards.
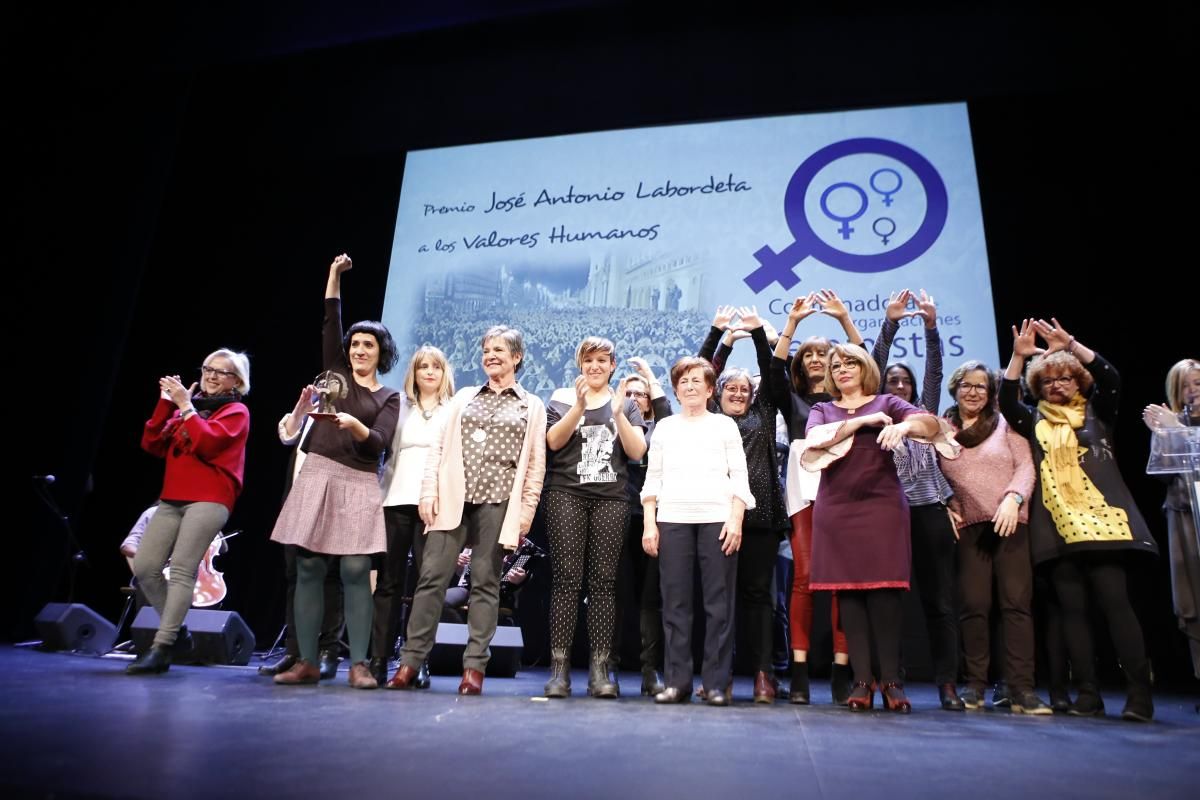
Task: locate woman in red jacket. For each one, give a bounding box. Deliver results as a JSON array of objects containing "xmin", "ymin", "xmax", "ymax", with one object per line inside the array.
[{"xmin": 126, "ymin": 349, "xmax": 251, "ymax": 674}]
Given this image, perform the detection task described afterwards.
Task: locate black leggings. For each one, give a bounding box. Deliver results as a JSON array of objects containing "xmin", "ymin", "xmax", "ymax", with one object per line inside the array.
[
  {"xmin": 1050, "ymin": 552, "xmax": 1147, "ymax": 686},
  {"xmin": 910, "ymin": 503, "xmax": 959, "ymax": 686},
  {"xmin": 371, "ymin": 504, "xmax": 426, "ymax": 660},
  {"xmin": 838, "ymin": 589, "xmax": 904, "ymax": 685},
  {"xmin": 736, "ymin": 527, "xmax": 778, "ymax": 672},
  {"xmin": 544, "ymin": 491, "xmax": 628, "ymax": 655}
]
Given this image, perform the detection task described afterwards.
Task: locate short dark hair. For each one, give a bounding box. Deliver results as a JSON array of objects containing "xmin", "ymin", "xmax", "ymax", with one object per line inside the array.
[
  {"xmin": 670, "ymin": 356, "xmax": 716, "ymax": 390},
  {"xmin": 344, "ymin": 321, "xmax": 399, "ymax": 374}
]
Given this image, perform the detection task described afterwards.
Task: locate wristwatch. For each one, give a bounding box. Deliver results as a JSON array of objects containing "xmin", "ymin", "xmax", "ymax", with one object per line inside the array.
[{"xmin": 1008, "ymin": 492, "xmax": 1024, "ymax": 507}]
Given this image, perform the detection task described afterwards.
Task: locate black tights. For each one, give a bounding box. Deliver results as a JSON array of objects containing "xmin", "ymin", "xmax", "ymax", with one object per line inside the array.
[
  {"xmin": 838, "ymin": 589, "xmax": 904, "ymax": 685},
  {"xmin": 1050, "ymin": 553, "xmax": 1147, "ymax": 686}
]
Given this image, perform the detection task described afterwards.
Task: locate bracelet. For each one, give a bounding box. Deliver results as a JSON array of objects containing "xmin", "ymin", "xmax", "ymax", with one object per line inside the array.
[
  {"xmin": 1067, "ymin": 336, "xmax": 1076, "ymax": 354},
  {"xmin": 779, "ymin": 331, "xmax": 792, "ymax": 339},
  {"xmin": 181, "ymin": 408, "xmax": 196, "ymax": 420}
]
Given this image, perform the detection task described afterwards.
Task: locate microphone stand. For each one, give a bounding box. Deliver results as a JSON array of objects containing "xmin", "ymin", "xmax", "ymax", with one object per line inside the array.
[{"xmin": 31, "ymin": 476, "xmax": 91, "ymax": 605}]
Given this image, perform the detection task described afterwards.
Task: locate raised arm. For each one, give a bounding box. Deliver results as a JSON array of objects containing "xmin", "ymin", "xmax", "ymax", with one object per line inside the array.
[
  {"xmin": 630, "ymin": 356, "xmax": 673, "ymax": 422},
  {"xmin": 773, "ymin": 294, "xmax": 819, "ymax": 360},
  {"xmin": 699, "ymin": 305, "xmax": 736, "ymax": 365},
  {"xmin": 737, "ymin": 305, "xmax": 788, "ymax": 413},
  {"xmin": 611, "ymin": 376, "xmax": 648, "ymax": 460},
  {"xmin": 1034, "ymin": 318, "xmax": 1117, "ymax": 424},
  {"xmin": 322, "ymin": 254, "xmax": 353, "ymax": 371},
  {"xmin": 280, "ymin": 385, "xmax": 315, "ymax": 443},
  {"xmin": 546, "ymin": 380, "xmax": 588, "ymax": 451},
  {"xmin": 816, "ymin": 289, "xmax": 865, "ymax": 346},
  {"xmin": 916, "ymin": 290, "xmax": 943, "ymax": 413},
  {"xmin": 871, "ymin": 289, "xmax": 911, "ymax": 374},
  {"xmin": 325, "ymin": 253, "xmax": 351, "ymax": 300},
  {"xmin": 1000, "ymin": 318, "xmax": 1041, "ymax": 438}
]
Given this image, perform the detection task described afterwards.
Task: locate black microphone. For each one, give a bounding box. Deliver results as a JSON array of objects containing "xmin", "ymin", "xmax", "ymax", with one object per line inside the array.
[{"xmin": 33, "ymin": 474, "xmax": 56, "ymax": 484}]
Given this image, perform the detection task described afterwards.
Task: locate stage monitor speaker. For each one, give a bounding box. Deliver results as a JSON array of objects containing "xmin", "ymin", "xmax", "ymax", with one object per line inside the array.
[
  {"xmin": 34, "ymin": 603, "xmax": 117, "ymax": 655},
  {"xmin": 428, "ymin": 622, "xmax": 523, "ymax": 678},
  {"xmin": 130, "ymin": 607, "xmax": 256, "ymax": 666}
]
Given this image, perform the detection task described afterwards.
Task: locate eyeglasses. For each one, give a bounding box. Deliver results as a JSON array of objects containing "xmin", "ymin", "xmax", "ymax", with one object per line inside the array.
[
  {"xmin": 1040, "ymin": 375, "xmax": 1076, "ymax": 388},
  {"xmin": 830, "ymin": 360, "xmax": 861, "ymax": 373},
  {"xmin": 625, "ymin": 390, "xmax": 648, "ymax": 399},
  {"xmin": 723, "ymin": 386, "xmax": 751, "ymax": 395},
  {"xmin": 957, "ymin": 382, "xmax": 989, "ymax": 395},
  {"xmin": 200, "ymin": 365, "xmax": 238, "ymax": 379}
]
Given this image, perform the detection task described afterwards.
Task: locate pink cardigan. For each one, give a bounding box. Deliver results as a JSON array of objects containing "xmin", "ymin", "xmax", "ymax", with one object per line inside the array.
[
  {"xmin": 421, "ymin": 383, "xmax": 547, "ymax": 549},
  {"xmin": 938, "ymin": 414, "xmax": 1034, "ymax": 528}
]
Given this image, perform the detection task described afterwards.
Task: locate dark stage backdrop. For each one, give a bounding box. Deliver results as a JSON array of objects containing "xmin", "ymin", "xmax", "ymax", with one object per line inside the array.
[{"xmin": 22, "ymin": 4, "xmax": 1194, "ymax": 683}]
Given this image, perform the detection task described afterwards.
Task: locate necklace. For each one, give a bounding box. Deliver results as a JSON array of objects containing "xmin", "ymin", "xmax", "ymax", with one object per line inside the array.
[{"xmin": 419, "ymin": 398, "xmax": 441, "ymax": 420}]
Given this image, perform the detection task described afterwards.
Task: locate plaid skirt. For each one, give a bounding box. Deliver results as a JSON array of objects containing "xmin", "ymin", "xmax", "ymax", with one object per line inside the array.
[{"xmin": 269, "ymin": 452, "xmax": 386, "ymax": 555}]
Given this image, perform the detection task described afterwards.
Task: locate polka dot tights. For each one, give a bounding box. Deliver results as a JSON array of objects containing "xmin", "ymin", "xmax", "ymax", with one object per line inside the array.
[{"xmin": 545, "ymin": 491, "xmax": 629, "ymax": 655}]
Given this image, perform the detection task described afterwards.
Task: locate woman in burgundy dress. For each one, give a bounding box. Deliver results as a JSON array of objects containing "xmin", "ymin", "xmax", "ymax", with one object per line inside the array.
[{"xmin": 801, "ymin": 343, "xmax": 939, "ymax": 712}]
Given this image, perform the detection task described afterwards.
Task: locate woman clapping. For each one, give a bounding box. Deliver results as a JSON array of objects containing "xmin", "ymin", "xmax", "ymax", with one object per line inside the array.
[{"xmin": 542, "ymin": 337, "xmax": 646, "ymax": 698}]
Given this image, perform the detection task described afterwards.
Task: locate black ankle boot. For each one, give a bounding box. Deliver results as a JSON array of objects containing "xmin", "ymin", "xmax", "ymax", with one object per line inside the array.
[
  {"xmin": 607, "ymin": 656, "xmax": 621, "ymax": 698},
  {"xmin": 1121, "ymin": 662, "xmax": 1154, "ymax": 722},
  {"xmin": 1069, "ymin": 684, "xmax": 1106, "ymax": 717},
  {"xmin": 587, "ymin": 651, "xmax": 618, "ymax": 698},
  {"xmin": 789, "ymin": 660, "xmax": 810, "ymax": 704},
  {"xmin": 368, "ymin": 657, "xmax": 389, "ymax": 687},
  {"xmin": 415, "ymin": 660, "xmax": 431, "ymax": 689},
  {"xmin": 641, "ymin": 666, "xmax": 665, "ymax": 696},
  {"xmin": 127, "ymin": 645, "xmax": 172, "ymax": 675},
  {"xmin": 831, "ymin": 663, "xmax": 852, "ymax": 705},
  {"xmin": 545, "ymin": 649, "xmax": 571, "ymax": 698},
  {"xmin": 318, "ymin": 649, "xmax": 339, "ymax": 681},
  {"xmin": 258, "ymin": 653, "xmax": 298, "ymax": 677}
]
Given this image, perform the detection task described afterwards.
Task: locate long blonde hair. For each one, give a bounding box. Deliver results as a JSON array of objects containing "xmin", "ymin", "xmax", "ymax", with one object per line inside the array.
[{"xmin": 401, "ymin": 346, "xmax": 454, "ymax": 405}]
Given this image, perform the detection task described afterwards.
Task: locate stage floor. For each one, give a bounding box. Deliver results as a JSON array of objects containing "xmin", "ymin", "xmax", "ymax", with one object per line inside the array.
[{"xmin": 1, "ymin": 646, "xmax": 1197, "ymax": 799}]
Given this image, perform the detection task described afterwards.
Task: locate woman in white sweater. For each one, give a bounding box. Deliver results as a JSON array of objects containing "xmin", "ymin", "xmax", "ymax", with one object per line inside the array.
[{"xmin": 641, "ymin": 356, "xmax": 755, "ymax": 706}]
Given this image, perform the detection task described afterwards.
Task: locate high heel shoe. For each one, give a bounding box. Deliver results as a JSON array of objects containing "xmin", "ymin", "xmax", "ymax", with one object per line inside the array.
[
  {"xmin": 882, "ymin": 681, "xmax": 911, "ymax": 713},
  {"xmin": 847, "ymin": 680, "xmax": 874, "ymax": 711}
]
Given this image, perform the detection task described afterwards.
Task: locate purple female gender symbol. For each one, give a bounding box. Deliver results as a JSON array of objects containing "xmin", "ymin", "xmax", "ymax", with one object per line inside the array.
[
  {"xmin": 745, "ymin": 138, "xmax": 948, "ymax": 292},
  {"xmin": 819, "ymin": 182, "xmax": 868, "ymax": 240},
  {"xmin": 872, "ymin": 217, "xmax": 897, "ymax": 246}
]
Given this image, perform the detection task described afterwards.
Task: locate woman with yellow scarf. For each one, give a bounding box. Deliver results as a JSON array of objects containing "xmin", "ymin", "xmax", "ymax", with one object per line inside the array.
[{"xmin": 1000, "ymin": 318, "xmax": 1158, "ymax": 721}]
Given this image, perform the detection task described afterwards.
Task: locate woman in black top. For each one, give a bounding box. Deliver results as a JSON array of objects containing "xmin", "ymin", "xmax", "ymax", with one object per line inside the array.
[
  {"xmin": 771, "ymin": 292, "xmax": 863, "ymax": 704},
  {"xmin": 699, "ymin": 305, "xmax": 790, "ymax": 703},
  {"xmin": 618, "ymin": 357, "xmax": 673, "ymax": 695},
  {"xmin": 269, "ymin": 254, "xmax": 401, "ymax": 689},
  {"xmin": 1001, "ymin": 318, "xmax": 1157, "ymax": 721},
  {"xmin": 543, "ymin": 336, "xmax": 647, "ymax": 698}
]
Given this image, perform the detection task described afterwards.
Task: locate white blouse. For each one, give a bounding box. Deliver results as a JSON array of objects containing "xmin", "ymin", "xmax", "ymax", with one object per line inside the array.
[
  {"xmin": 640, "ymin": 412, "xmax": 755, "ymax": 524},
  {"xmin": 381, "ymin": 403, "xmax": 450, "ymax": 507}
]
